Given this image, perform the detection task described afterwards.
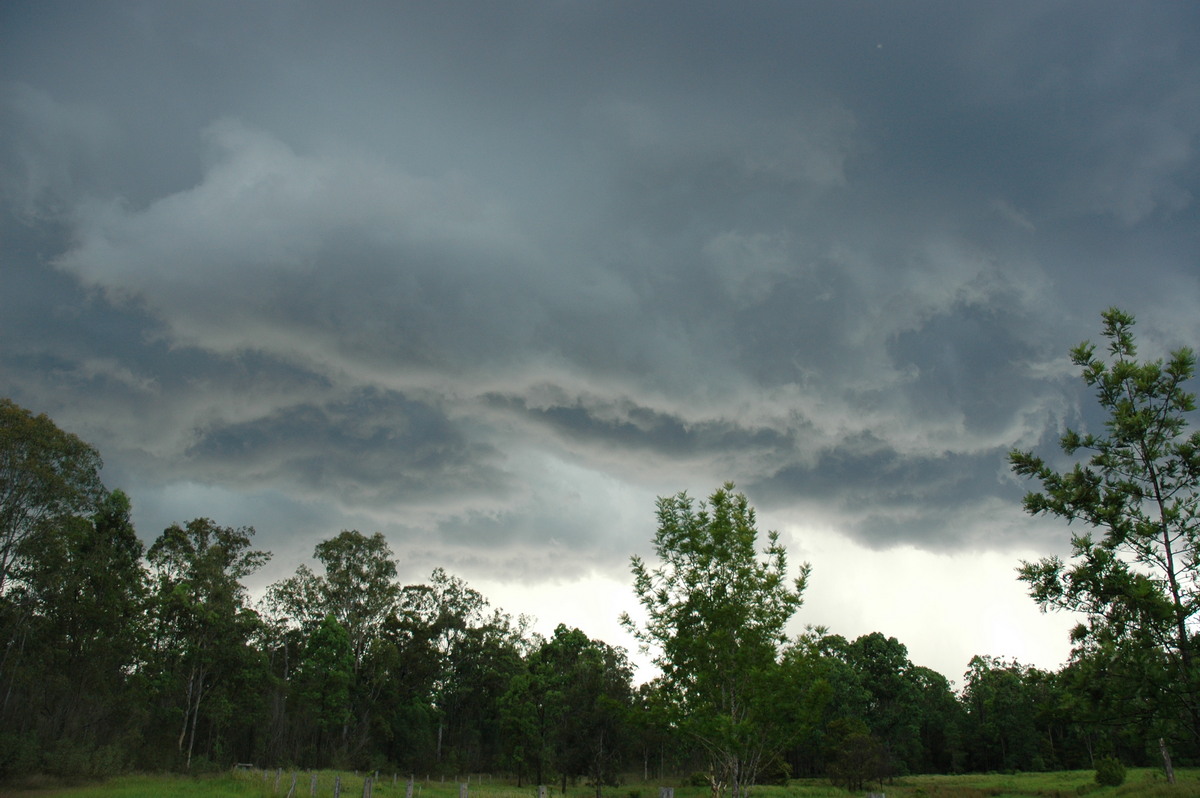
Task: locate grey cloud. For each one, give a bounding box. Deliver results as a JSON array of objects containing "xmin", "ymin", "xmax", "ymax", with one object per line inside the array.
[
  {"xmin": 485, "ymin": 389, "xmax": 794, "ymax": 461},
  {"xmin": 184, "ymin": 387, "xmax": 508, "ymax": 508},
  {"xmin": 751, "ymin": 438, "xmax": 1037, "ymax": 551},
  {"xmin": 2, "ymin": 0, "xmax": 1198, "ymax": 602}
]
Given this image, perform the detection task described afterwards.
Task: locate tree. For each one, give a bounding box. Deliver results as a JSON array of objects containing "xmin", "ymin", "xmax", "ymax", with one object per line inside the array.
[
  {"xmin": 0, "ymin": 398, "xmax": 105, "ymax": 596},
  {"xmin": 775, "ymin": 628, "xmax": 870, "ymax": 779},
  {"xmin": 294, "ymin": 614, "xmax": 354, "ymax": 763},
  {"xmin": 502, "ymin": 624, "xmax": 634, "ymax": 793},
  {"xmin": 1010, "ymin": 308, "xmax": 1200, "ymax": 753},
  {"xmin": 267, "ymin": 530, "xmax": 400, "ymax": 671},
  {"xmin": 825, "ymin": 720, "xmax": 888, "ymax": 793},
  {"xmin": 266, "ymin": 530, "xmax": 403, "ymax": 765},
  {"xmin": 623, "ymin": 483, "xmax": 809, "ymax": 798},
  {"xmin": 844, "ymin": 632, "xmax": 929, "ymax": 775},
  {"xmin": 390, "ymin": 568, "xmax": 530, "ymax": 773},
  {"xmin": 960, "ymin": 656, "xmax": 1042, "ymax": 772},
  {"xmin": 0, "ymin": 488, "xmax": 147, "ymax": 779},
  {"xmin": 145, "ymin": 518, "xmax": 270, "ymax": 769}
]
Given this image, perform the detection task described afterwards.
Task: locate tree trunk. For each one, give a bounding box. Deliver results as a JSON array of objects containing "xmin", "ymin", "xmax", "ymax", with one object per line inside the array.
[{"xmin": 186, "ymin": 673, "xmax": 206, "ymax": 769}]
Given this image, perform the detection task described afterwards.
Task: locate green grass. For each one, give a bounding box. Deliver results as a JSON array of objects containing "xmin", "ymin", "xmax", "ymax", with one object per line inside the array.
[
  {"xmin": 3, "ymin": 769, "xmax": 1199, "ymax": 798},
  {"xmin": 798, "ymin": 767, "xmax": 1200, "ymax": 797}
]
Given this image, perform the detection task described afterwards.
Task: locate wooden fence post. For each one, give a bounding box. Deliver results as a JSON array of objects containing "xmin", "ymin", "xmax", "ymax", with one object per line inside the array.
[
  {"xmin": 286, "ymin": 772, "xmax": 297, "ymax": 798},
  {"xmin": 310, "ymin": 772, "xmax": 318, "ymax": 796},
  {"xmin": 334, "ymin": 774, "xmax": 342, "ymax": 798},
  {"xmin": 406, "ymin": 776, "xmax": 415, "ymax": 798},
  {"xmin": 1160, "ymin": 738, "xmax": 1176, "ymax": 784}
]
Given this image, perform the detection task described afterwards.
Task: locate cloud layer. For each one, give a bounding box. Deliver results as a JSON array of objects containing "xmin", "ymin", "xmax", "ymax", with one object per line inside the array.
[{"xmin": 3, "ymin": 0, "xmax": 1198, "ymax": 678}]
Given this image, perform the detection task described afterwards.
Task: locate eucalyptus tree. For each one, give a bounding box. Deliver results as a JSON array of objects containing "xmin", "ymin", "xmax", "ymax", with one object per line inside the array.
[
  {"xmin": 502, "ymin": 624, "xmax": 634, "ymax": 792},
  {"xmin": 267, "ymin": 530, "xmax": 400, "ymax": 671},
  {"xmin": 0, "ymin": 401, "xmax": 129, "ymax": 777},
  {"xmin": 623, "ymin": 483, "xmax": 809, "ymax": 798},
  {"xmin": 0, "ymin": 398, "xmax": 105, "ymax": 596},
  {"xmin": 145, "ymin": 518, "xmax": 270, "ymax": 769},
  {"xmin": 292, "ymin": 614, "xmax": 355, "ymax": 764},
  {"xmin": 1010, "ymin": 308, "xmax": 1200, "ymax": 753},
  {"xmin": 266, "ymin": 530, "xmax": 402, "ymax": 765},
  {"xmin": 0, "ymin": 488, "xmax": 146, "ymax": 778}
]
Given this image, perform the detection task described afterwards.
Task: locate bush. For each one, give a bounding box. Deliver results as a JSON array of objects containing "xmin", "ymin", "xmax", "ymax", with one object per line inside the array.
[
  {"xmin": 760, "ymin": 755, "xmax": 791, "ymax": 786},
  {"xmin": 1094, "ymin": 756, "xmax": 1125, "ymax": 787}
]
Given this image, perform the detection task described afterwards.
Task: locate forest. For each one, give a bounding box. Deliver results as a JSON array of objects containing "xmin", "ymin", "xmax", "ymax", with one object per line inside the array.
[{"xmin": 1, "ymin": 309, "xmax": 1198, "ymax": 791}]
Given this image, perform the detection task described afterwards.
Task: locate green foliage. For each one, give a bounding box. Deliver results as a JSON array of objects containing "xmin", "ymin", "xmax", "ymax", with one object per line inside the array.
[
  {"xmin": 0, "ymin": 398, "xmax": 105, "ymax": 596},
  {"xmin": 145, "ymin": 517, "xmax": 271, "ymax": 770},
  {"xmin": 623, "ymin": 483, "xmax": 809, "ymax": 798},
  {"xmin": 825, "ymin": 728, "xmax": 888, "ymax": 792},
  {"xmin": 1094, "ymin": 756, "xmax": 1125, "ymax": 786},
  {"xmin": 1009, "ymin": 308, "xmax": 1200, "ymax": 750},
  {"xmin": 0, "ymin": 401, "xmax": 145, "ymax": 780},
  {"xmin": 297, "ymin": 614, "xmax": 354, "ymax": 736},
  {"xmin": 501, "ymin": 624, "xmax": 634, "ymax": 791},
  {"xmin": 959, "ymin": 656, "xmax": 1046, "ymax": 773}
]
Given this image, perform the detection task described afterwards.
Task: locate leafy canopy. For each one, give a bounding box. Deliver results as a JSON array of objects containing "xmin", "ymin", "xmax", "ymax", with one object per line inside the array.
[
  {"xmin": 1009, "ymin": 307, "xmax": 1200, "ymax": 747},
  {"xmin": 623, "ymin": 482, "xmax": 809, "ymax": 798}
]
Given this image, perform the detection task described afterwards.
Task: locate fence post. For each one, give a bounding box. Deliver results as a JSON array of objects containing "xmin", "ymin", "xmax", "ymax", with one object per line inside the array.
[
  {"xmin": 334, "ymin": 774, "xmax": 342, "ymax": 798},
  {"xmin": 286, "ymin": 772, "xmax": 297, "ymax": 798},
  {"xmin": 406, "ymin": 776, "xmax": 415, "ymax": 798},
  {"xmin": 460, "ymin": 781, "xmax": 468, "ymax": 798},
  {"xmin": 311, "ymin": 772, "xmax": 318, "ymax": 797}
]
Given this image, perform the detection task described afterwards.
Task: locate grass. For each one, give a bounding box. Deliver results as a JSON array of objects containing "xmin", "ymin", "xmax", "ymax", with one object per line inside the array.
[
  {"xmin": 2, "ymin": 769, "xmax": 1199, "ymax": 798},
  {"xmin": 796, "ymin": 767, "xmax": 1200, "ymax": 797}
]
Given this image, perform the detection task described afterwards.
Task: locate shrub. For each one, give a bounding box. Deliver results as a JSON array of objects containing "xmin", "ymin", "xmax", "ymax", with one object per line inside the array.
[
  {"xmin": 760, "ymin": 755, "xmax": 791, "ymax": 786},
  {"xmin": 1094, "ymin": 756, "xmax": 1125, "ymax": 787}
]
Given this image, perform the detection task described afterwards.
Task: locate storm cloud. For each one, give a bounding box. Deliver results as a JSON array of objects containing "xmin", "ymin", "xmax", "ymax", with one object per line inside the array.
[{"xmin": 3, "ymin": 0, "xmax": 1198, "ymax": 678}]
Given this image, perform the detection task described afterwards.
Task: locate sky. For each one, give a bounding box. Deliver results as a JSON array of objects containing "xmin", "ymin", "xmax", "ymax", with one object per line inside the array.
[{"xmin": 3, "ymin": 0, "xmax": 1200, "ymax": 685}]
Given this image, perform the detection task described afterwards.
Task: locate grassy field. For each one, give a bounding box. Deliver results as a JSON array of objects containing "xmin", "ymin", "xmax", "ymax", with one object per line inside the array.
[{"xmin": 2, "ymin": 769, "xmax": 1198, "ymax": 798}]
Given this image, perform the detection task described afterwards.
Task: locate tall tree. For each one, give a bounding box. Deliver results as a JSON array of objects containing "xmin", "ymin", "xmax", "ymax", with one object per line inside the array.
[
  {"xmin": 387, "ymin": 568, "xmax": 529, "ymax": 772},
  {"xmin": 623, "ymin": 483, "xmax": 809, "ymax": 798},
  {"xmin": 0, "ymin": 489, "xmax": 147, "ymax": 778},
  {"xmin": 145, "ymin": 518, "xmax": 270, "ymax": 769},
  {"xmin": 844, "ymin": 633, "xmax": 922, "ymax": 775},
  {"xmin": 267, "ymin": 530, "xmax": 400, "ymax": 670},
  {"xmin": 1010, "ymin": 308, "xmax": 1200, "ymax": 753},
  {"xmin": 502, "ymin": 624, "xmax": 634, "ymax": 793},
  {"xmin": 293, "ymin": 614, "xmax": 355, "ymax": 764},
  {"xmin": 960, "ymin": 656, "xmax": 1042, "ymax": 772},
  {"xmin": 776, "ymin": 629, "xmax": 870, "ymax": 779},
  {"xmin": 266, "ymin": 530, "xmax": 403, "ymax": 765},
  {"xmin": 0, "ymin": 401, "xmax": 116, "ymax": 778},
  {"xmin": 0, "ymin": 398, "xmax": 104, "ymax": 596}
]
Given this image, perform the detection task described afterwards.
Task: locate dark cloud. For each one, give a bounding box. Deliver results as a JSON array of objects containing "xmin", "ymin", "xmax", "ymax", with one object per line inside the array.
[
  {"xmin": 184, "ymin": 387, "xmax": 507, "ymax": 508},
  {"xmin": 2, "ymin": 0, "xmax": 1198, "ymax": 674},
  {"xmin": 486, "ymin": 390, "xmax": 794, "ymax": 459}
]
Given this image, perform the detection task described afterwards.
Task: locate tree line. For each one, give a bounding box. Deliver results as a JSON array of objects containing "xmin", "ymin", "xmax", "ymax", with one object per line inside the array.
[{"xmin": 1, "ymin": 308, "xmax": 1197, "ymax": 790}]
